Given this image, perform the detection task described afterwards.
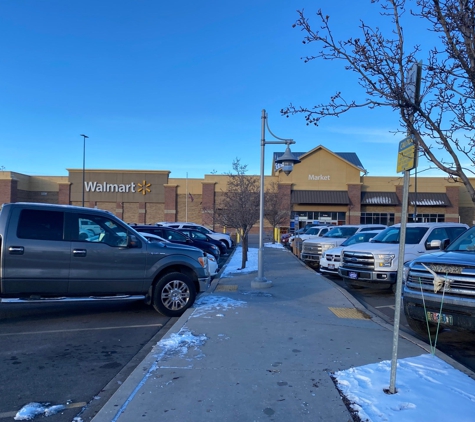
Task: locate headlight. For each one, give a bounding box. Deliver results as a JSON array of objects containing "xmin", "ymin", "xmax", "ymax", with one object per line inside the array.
[
  {"xmin": 321, "ymin": 243, "xmax": 336, "ymax": 252},
  {"xmin": 211, "ymin": 245, "xmax": 218, "ymax": 251},
  {"xmin": 376, "ymin": 254, "xmax": 396, "ymax": 267},
  {"xmin": 198, "ymin": 256, "xmax": 208, "ymax": 268},
  {"xmin": 322, "ymin": 252, "xmax": 326, "ymax": 258}
]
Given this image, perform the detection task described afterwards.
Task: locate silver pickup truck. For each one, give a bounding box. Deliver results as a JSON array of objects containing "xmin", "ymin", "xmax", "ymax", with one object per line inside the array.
[
  {"xmin": 403, "ymin": 225, "xmax": 475, "ymax": 336},
  {"xmin": 0, "ymin": 203, "xmax": 211, "ymax": 316}
]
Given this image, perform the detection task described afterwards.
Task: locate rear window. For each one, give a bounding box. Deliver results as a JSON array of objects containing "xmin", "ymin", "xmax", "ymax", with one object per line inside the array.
[{"xmin": 17, "ymin": 209, "xmax": 64, "ymax": 241}]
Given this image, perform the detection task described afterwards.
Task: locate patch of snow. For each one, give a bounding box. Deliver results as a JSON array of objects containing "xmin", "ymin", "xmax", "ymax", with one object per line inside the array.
[
  {"xmin": 333, "ymin": 354, "xmax": 475, "ymax": 422},
  {"xmin": 14, "ymin": 403, "xmax": 66, "ymax": 421}
]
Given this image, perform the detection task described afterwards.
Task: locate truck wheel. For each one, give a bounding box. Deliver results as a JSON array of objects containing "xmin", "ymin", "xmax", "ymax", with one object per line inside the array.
[
  {"xmin": 405, "ymin": 314, "xmax": 438, "ymax": 336},
  {"xmin": 152, "ymin": 272, "xmax": 196, "ymax": 317}
]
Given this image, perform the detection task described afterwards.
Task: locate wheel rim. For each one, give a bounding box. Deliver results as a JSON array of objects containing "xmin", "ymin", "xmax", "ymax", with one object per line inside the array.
[{"xmin": 161, "ymin": 279, "xmax": 191, "ymax": 311}]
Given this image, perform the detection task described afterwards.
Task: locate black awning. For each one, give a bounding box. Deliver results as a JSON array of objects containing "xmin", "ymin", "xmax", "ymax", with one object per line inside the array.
[
  {"xmin": 361, "ymin": 192, "xmax": 399, "ymax": 205},
  {"xmin": 291, "ymin": 190, "xmax": 350, "ymax": 205},
  {"xmin": 408, "ymin": 192, "xmax": 451, "ymax": 206}
]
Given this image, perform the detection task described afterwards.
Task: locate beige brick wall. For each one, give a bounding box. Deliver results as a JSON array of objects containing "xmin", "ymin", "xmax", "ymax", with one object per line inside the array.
[
  {"xmin": 176, "ymin": 193, "xmax": 202, "ymax": 223},
  {"xmin": 145, "ymin": 202, "xmax": 165, "ymax": 224},
  {"xmin": 123, "ymin": 203, "xmax": 139, "ymax": 224}
]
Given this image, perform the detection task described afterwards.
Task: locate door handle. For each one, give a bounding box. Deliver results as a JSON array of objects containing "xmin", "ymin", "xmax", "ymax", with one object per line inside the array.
[
  {"xmin": 73, "ymin": 249, "xmax": 87, "ymax": 257},
  {"xmin": 8, "ymin": 246, "xmax": 24, "ymax": 255}
]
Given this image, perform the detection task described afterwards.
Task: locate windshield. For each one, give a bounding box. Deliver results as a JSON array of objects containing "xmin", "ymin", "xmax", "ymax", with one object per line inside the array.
[
  {"xmin": 370, "ymin": 226, "xmax": 428, "ymax": 244},
  {"xmin": 323, "ymin": 227, "xmax": 358, "ymax": 239},
  {"xmin": 341, "ymin": 232, "xmax": 379, "ymax": 247},
  {"xmin": 305, "ymin": 227, "xmax": 320, "ymax": 235},
  {"xmin": 446, "ymin": 226, "xmax": 475, "ymax": 252}
]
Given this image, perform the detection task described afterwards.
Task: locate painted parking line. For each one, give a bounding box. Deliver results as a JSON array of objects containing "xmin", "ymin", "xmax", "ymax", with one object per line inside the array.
[
  {"xmin": 0, "ymin": 323, "xmax": 163, "ymax": 336},
  {"xmin": 375, "ymin": 304, "xmax": 396, "ymax": 310}
]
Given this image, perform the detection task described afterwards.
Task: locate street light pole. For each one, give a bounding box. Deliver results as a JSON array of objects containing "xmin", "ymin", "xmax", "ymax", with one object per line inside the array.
[
  {"xmin": 80, "ymin": 134, "xmax": 89, "ymax": 207},
  {"xmin": 251, "ymin": 109, "xmax": 300, "ymax": 289}
]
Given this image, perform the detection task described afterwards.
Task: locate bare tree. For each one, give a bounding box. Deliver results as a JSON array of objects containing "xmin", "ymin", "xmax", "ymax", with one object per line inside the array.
[
  {"xmin": 215, "ymin": 159, "xmax": 260, "ymax": 269},
  {"xmin": 264, "ymin": 181, "xmax": 290, "ymax": 243},
  {"xmin": 282, "ymin": 0, "xmax": 475, "ymax": 205}
]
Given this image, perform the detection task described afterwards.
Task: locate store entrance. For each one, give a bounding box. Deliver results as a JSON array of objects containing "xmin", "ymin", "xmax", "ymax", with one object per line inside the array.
[{"xmin": 291, "ymin": 211, "xmax": 346, "ymax": 229}]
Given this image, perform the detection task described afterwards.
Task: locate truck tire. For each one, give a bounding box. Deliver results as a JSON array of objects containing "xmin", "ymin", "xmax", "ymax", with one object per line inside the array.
[
  {"xmin": 405, "ymin": 314, "xmax": 438, "ymax": 336},
  {"xmin": 152, "ymin": 272, "xmax": 196, "ymax": 317}
]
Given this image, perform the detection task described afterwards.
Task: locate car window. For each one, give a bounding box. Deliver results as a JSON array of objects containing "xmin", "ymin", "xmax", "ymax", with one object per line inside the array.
[
  {"xmin": 371, "ymin": 227, "xmax": 428, "ymax": 244},
  {"xmin": 426, "ymin": 228, "xmax": 448, "ymax": 244},
  {"xmin": 76, "ymin": 214, "xmax": 130, "ymax": 247},
  {"xmin": 359, "ymin": 226, "xmax": 385, "ymax": 232},
  {"xmin": 189, "ymin": 231, "xmax": 207, "ymax": 240},
  {"xmin": 165, "ymin": 229, "xmax": 187, "ymax": 241},
  {"xmin": 324, "ymin": 227, "xmax": 358, "ymax": 238},
  {"xmin": 17, "ymin": 209, "xmax": 64, "ymax": 241},
  {"xmin": 448, "ymin": 227, "xmax": 475, "ymax": 251},
  {"xmin": 341, "ymin": 232, "xmax": 375, "ymax": 246}
]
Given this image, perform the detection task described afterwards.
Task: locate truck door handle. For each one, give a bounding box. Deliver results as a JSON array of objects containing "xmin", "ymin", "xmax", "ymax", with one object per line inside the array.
[
  {"xmin": 73, "ymin": 249, "xmax": 87, "ymax": 257},
  {"xmin": 8, "ymin": 246, "xmax": 24, "ymax": 255}
]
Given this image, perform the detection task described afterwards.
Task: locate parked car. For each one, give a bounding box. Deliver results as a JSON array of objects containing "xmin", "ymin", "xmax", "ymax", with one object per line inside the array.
[
  {"xmin": 141, "ymin": 232, "xmax": 219, "ymax": 278},
  {"xmin": 288, "ymin": 225, "xmax": 332, "ymax": 249},
  {"xmin": 0, "ymin": 203, "xmax": 211, "ymax": 317},
  {"xmin": 157, "ymin": 222, "xmax": 233, "ymax": 249},
  {"xmin": 177, "ymin": 228, "xmax": 228, "ymax": 255},
  {"xmin": 339, "ymin": 222, "xmax": 468, "ymax": 291},
  {"xmin": 131, "ymin": 224, "xmax": 221, "ymax": 259},
  {"xmin": 300, "ymin": 224, "xmax": 388, "ymax": 268},
  {"xmin": 403, "ymin": 225, "xmax": 475, "ymax": 335},
  {"xmin": 319, "ymin": 230, "xmax": 383, "ymax": 276},
  {"xmin": 281, "ymin": 223, "xmax": 328, "ymax": 247}
]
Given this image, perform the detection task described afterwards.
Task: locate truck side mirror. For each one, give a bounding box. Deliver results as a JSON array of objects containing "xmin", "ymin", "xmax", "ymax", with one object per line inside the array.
[
  {"xmin": 427, "ymin": 239, "xmax": 442, "ymax": 250},
  {"xmin": 128, "ymin": 235, "xmax": 140, "ymax": 248},
  {"xmin": 440, "ymin": 238, "xmax": 450, "ymax": 251}
]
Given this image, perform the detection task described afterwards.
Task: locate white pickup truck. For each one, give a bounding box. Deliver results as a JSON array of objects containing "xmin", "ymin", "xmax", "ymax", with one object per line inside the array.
[
  {"xmin": 338, "ymin": 222, "xmax": 468, "ymax": 291},
  {"xmin": 300, "ymin": 224, "xmax": 387, "ymax": 268}
]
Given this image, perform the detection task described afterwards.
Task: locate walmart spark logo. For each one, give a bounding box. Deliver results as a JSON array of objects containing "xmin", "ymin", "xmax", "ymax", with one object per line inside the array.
[{"xmin": 137, "ymin": 180, "xmax": 151, "ymax": 195}]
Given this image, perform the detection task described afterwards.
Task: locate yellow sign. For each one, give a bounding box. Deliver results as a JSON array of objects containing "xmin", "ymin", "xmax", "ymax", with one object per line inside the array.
[
  {"xmin": 137, "ymin": 180, "xmax": 151, "ymax": 195},
  {"xmin": 396, "ymin": 136, "xmax": 416, "ymax": 173}
]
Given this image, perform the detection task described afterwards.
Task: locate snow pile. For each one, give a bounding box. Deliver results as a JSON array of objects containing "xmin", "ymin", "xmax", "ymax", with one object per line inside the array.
[{"xmin": 333, "ymin": 354, "xmax": 475, "ymax": 422}]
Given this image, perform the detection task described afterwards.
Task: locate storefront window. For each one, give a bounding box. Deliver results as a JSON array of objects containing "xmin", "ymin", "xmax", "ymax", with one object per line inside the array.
[
  {"xmin": 291, "ymin": 211, "xmax": 346, "ymax": 226},
  {"xmin": 408, "ymin": 213, "xmax": 445, "ymax": 223},
  {"xmin": 360, "ymin": 213, "xmax": 395, "ymax": 226}
]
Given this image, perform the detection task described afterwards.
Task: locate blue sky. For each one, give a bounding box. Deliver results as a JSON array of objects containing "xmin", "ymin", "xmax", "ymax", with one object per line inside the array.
[{"xmin": 0, "ymin": 0, "xmax": 444, "ymax": 178}]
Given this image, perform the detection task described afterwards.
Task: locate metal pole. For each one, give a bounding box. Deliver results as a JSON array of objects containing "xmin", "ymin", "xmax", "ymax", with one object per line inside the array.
[
  {"xmin": 389, "ymin": 168, "xmax": 409, "ymax": 393},
  {"xmin": 80, "ymin": 134, "xmax": 88, "ymax": 207},
  {"xmin": 257, "ymin": 109, "xmax": 267, "ymax": 283}
]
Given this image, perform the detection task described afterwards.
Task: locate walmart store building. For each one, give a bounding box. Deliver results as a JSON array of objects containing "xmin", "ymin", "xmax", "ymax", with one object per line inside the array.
[{"xmin": 1, "ymin": 145, "xmax": 472, "ymax": 231}]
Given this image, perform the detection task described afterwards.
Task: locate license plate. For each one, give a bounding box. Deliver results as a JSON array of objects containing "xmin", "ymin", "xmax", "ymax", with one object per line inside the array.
[
  {"xmin": 349, "ymin": 272, "xmax": 358, "ymax": 280},
  {"xmin": 328, "ymin": 264, "xmax": 335, "ymax": 269},
  {"xmin": 427, "ymin": 311, "xmax": 453, "ymax": 325}
]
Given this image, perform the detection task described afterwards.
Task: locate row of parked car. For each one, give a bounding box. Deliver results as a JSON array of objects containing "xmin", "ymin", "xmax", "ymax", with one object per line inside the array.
[
  {"xmin": 284, "ymin": 221, "xmax": 475, "ymax": 336},
  {"xmin": 129, "ymin": 222, "xmax": 234, "ymax": 278}
]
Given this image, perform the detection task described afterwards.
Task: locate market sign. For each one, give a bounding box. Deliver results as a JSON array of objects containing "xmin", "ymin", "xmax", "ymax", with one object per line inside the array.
[{"xmin": 396, "ymin": 136, "xmax": 416, "ymax": 173}]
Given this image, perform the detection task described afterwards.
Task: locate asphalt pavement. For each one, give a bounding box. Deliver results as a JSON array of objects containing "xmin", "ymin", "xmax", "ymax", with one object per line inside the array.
[{"xmin": 90, "ymin": 236, "xmax": 475, "ymax": 422}]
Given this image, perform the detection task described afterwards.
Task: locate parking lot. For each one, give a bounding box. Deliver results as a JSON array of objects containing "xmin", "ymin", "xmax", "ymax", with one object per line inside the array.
[{"xmin": 0, "ymin": 300, "xmax": 176, "ymax": 422}]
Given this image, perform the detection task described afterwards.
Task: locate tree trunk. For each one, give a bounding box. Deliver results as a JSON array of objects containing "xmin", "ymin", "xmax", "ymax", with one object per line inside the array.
[{"xmin": 241, "ymin": 233, "xmax": 248, "ymax": 269}]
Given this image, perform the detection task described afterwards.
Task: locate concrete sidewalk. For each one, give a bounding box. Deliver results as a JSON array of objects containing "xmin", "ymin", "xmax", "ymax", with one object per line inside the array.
[{"xmin": 90, "ymin": 244, "xmax": 472, "ymax": 422}]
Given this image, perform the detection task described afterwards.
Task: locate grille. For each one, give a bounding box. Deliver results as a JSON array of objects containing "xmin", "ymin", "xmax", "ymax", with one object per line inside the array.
[
  {"xmin": 407, "ymin": 266, "xmax": 475, "ymax": 296},
  {"xmin": 302, "ymin": 243, "xmax": 322, "ymax": 254},
  {"xmin": 325, "ymin": 253, "xmax": 341, "ymax": 263},
  {"xmin": 342, "ymin": 250, "xmax": 375, "ymax": 270}
]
